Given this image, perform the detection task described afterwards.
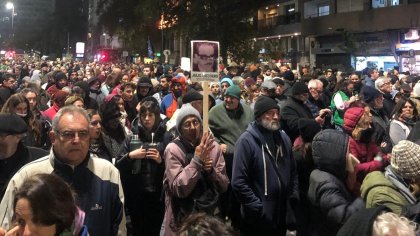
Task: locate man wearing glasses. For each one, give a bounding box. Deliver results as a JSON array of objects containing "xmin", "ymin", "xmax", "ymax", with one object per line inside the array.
[
  {"xmin": 193, "ymin": 42, "xmax": 218, "ymax": 72},
  {"xmin": 0, "ymin": 106, "xmax": 126, "ymax": 236}
]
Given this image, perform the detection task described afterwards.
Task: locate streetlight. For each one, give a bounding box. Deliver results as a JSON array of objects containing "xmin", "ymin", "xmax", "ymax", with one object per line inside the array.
[{"xmin": 5, "ymin": 2, "xmax": 14, "ymax": 39}]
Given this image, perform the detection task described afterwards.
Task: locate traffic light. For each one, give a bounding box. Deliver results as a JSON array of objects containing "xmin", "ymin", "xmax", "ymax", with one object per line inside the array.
[{"xmin": 156, "ymin": 52, "xmax": 161, "ymax": 57}]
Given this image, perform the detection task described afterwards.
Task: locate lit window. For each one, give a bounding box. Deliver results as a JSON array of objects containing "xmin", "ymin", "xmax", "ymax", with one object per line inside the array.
[{"xmin": 318, "ymin": 5, "xmax": 330, "ymax": 16}]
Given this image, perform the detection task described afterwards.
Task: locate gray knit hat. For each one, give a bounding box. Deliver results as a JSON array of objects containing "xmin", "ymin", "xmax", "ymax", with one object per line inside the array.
[
  {"xmin": 391, "ymin": 140, "xmax": 420, "ymax": 179},
  {"xmin": 176, "ymin": 104, "xmax": 202, "ymax": 133}
]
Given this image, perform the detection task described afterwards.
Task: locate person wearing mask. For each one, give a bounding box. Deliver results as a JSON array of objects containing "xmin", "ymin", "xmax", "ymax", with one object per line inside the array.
[{"xmin": 1, "ymin": 94, "xmax": 48, "ymax": 149}]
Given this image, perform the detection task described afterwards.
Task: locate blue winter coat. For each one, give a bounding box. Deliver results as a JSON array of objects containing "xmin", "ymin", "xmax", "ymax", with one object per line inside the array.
[{"xmin": 232, "ymin": 121, "xmax": 299, "ymax": 233}]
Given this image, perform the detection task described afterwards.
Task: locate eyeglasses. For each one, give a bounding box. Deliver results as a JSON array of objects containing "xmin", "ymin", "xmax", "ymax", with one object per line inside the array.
[
  {"xmin": 56, "ymin": 130, "xmax": 89, "ymax": 140},
  {"xmin": 182, "ymin": 119, "xmax": 200, "ymax": 129},
  {"xmin": 198, "ymin": 54, "xmax": 215, "ymax": 61}
]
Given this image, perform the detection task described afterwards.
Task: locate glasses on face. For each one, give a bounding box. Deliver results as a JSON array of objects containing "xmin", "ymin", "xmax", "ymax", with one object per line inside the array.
[
  {"xmin": 56, "ymin": 130, "xmax": 89, "ymax": 140},
  {"xmin": 198, "ymin": 54, "xmax": 214, "ymax": 61},
  {"xmin": 182, "ymin": 119, "xmax": 200, "ymax": 129}
]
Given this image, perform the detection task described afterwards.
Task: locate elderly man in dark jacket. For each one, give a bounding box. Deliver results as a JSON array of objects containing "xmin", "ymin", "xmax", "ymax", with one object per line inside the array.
[
  {"xmin": 232, "ymin": 96, "xmax": 299, "ymax": 236},
  {"xmin": 0, "ymin": 113, "xmax": 48, "ymax": 199},
  {"xmin": 281, "ymin": 82, "xmax": 327, "ymax": 142},
  {"xmin": 308, "ymin": 129, "xmax": 365, "ymax": 236}
]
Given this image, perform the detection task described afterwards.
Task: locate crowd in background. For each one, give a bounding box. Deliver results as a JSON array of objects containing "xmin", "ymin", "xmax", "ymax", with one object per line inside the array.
[{"xmin": 0, "ymin": 56, "xmax": 420, "ymax": 236}]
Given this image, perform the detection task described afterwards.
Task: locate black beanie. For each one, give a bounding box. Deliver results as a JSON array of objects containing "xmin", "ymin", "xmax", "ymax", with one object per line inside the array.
[
  {"xmin": 298, "ymin": 119, "xmax": 321, "ymax": 143},
  {"xmin": 182, "ymin": 90, "xmax": 203, "ymax": 104},
  {"xmin": 254, "ymin": 96, "xmax": 279, "ymax": 118},
  {"xmin": 292, "ymin": 81, "xmax": 309, "ymax": 95}
]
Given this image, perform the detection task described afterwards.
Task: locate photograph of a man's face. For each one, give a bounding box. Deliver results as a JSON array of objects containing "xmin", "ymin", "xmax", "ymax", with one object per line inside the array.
[{"xmin": 192, "ymin": 41, "xmax": 219, "ymax": 73}]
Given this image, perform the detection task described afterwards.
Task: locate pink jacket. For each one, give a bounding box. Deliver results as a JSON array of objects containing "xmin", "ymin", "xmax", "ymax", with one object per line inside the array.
[{"xmin": 162, "ymin": 139, "xmax": 229, "ymax": 236}]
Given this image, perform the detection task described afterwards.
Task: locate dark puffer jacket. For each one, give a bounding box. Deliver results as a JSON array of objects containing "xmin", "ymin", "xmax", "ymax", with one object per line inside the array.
[{"xmin": 307, "ymin": 130, "xmax": 365, "ymax": 236}]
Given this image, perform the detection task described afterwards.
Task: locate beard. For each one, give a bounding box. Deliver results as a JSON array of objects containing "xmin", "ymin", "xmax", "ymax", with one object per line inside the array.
[{"xmin": 260, "ymin": 118, "xmax": 281, "ymax": 131}]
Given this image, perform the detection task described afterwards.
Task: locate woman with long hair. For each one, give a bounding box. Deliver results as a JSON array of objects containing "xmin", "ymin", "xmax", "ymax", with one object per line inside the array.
[
  {"xmin": 389, "ymin": 98, "xmax": 419, "ymax": 145},
  {"xmin": 87, "ymin": 109, "xmax": 112, "ymax": 162},
  {"xmin": 1, "ymin": 94, "xmax": 47, "ymax": 148}
]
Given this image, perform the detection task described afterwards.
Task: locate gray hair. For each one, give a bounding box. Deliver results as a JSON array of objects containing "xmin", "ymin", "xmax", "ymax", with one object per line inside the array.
[
  {"xmin": 308, "ymin": 79, "xmax": 322, "ymax": 89},
  {"xmin": 232, "ymin": 76, "xmax": 244, "ymax": 86},
  {"xmin": 52, "ymin": 106, "xmax": 90, "ymax": 133}
]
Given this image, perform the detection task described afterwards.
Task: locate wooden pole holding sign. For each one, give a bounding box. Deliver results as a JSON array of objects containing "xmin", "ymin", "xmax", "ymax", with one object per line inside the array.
[
  {"xmin": 202, "ymin": 81, "xmax": 209, "ymax": 132},
  {"xmin": 190, "ymin": 40, "xmax": 220, "ymax": 132}
]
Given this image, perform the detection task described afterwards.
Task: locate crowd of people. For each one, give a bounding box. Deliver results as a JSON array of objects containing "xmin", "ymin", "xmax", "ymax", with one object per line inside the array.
[{"xmin": 0, "ymin": 57, "xmax": 419, "ymax": 236}]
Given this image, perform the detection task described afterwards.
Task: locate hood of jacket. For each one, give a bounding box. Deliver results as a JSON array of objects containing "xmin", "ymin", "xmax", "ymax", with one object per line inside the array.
[
  {"xmin": 360, "ymin": 171, "xmax": 396, "ymax": 200},
  {"xmin": 312, "ymin": 129, "xmax": 349, "ymax": 181}
]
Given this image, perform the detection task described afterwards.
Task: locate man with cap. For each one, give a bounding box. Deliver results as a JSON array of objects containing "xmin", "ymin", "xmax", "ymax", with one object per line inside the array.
[
  {"xmin": 260, "ymin": 80, "xmax": 277, "ymax": 99},
  {"xmin": 360, "ymin": 85, "xmax": 392, "ymax": 153},
  {"xmin": 216, "ymin": 77, "xmax": 234, "ymax": 105},
  {"xmin": 232, "ymin": 96, "xmax": 298, "ymax": 236},
  {"xmin": 0, "ymin": 113, "xmax": 48, "ymax": 199},
  {"xmin": 162, "ymin": 104, "xmax": 229, "ymax": 236},
  {"xmin": 281, "ymin": 81, "xmax": 327, "ymax": 142},
  {"xmin": 136, "ymin": 76, "xmax": 154, "ymax": 102},
  {"xmin": 208, "ymin": 84, "xmax": 254, "ymax": 227},
  {"xmin": 361, "ymin": 140, "xmax": 420, "ymax": 215}
]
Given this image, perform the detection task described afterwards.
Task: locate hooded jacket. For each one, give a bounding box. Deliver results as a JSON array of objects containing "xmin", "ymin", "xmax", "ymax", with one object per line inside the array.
[
  {"xmin": 232, "ymin": 121, "xmax": 298, "ymax": 234},
  {"xmin": 361, "ymin": 169, "xmax": 411, "ymax": 215},
  {"xmin": 308, "ymin": 130, "xmax": 365, "ymax": 236}
]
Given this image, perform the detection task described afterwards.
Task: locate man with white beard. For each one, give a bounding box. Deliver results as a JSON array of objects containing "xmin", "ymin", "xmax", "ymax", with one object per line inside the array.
[{"xmin": 232, "ymin": 96, "xmax": 298, "ymax": 236}]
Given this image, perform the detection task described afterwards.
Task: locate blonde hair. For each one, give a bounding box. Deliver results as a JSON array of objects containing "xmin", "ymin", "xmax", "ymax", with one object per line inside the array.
[
  {"xmin": 372, "ymin": 212, "xmax": 417, "ymax": 236},
  {"xmin": 352, "ymin": 109, "xmax": 371, "ymax": 140}
]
